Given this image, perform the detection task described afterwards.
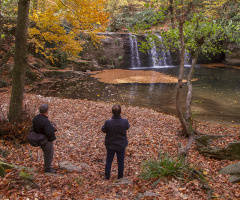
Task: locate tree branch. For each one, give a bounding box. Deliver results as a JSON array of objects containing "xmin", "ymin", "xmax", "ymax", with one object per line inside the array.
[{"xmin": 0, "ymin": 48, "xmax": 12, "ymax": 68}]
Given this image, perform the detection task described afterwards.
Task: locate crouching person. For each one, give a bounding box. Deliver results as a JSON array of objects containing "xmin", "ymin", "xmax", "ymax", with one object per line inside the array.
[
  {"xmin": 101, "ymin": 104, "xmax": 130, "ymax": 180},
  {"xmin": 32, "ymin": 104, "xmax": 57, "ymax": 173}
]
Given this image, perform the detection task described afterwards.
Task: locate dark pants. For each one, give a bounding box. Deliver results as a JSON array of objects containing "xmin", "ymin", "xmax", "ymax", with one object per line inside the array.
[
  {"xmin": 105, "ymin": 148, "xmax": 125, "ymax": 179},
  {"xmin": 41, "ymin": 141, "xmax": 54, "ymax": 171}
]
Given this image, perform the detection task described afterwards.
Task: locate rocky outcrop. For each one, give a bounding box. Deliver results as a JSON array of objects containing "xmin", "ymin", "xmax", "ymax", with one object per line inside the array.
[
  {"xmin": 82, "ymin": 33, "xmax": 133, "ymax": 69},
  {"xmin": 80, "ymin": 33, "xmax": 229, "ymax": 69},
  {"xmin": 195, "ymin": 135, "xmax": 240, "ymax": 160},
  {"xmin": 224, "ymin": 42, "xmax": 240, "ymax": 66},
  {"xmin": 81, "ymin": 33, "xmax": 180, "ymax": 69},
  {"xmin": 79, "ymin": 33, "xmax": 240, "ymax": 70}
]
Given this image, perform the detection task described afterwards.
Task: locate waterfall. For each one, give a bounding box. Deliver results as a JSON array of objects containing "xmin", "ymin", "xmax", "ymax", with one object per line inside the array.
[
  {"xmin": 149, "ymin": 35, "xmax": 172, "ymax": 68},
  {"xmin": 184, "ymin": 51, "xmax": 191, "ymax": 66},
  {"xmin": 129, "ymin": 34, "xmax": 192, "ymax": 69},
  {"xmin": 129, "ymin": 35, "xmax": 141, "ymax": 68}
]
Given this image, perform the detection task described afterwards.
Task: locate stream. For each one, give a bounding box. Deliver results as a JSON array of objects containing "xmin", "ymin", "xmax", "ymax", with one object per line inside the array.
[{"xmin": 29, "ymin": 65, "xmax": 240, "ymax": 126}]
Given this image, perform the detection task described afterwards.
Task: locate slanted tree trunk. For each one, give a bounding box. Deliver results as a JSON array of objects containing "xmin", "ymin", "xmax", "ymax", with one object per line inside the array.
[
  {"xmin": 185, "ymin": 47, "xmax": 201, "ymax": 122},
  {"xmin": 176, "ymin": 21, "xmax": 191, "ymax": 137},
  {"xmin": 8, "ymin": 0, "xmax": 30, "ymax": 122}
]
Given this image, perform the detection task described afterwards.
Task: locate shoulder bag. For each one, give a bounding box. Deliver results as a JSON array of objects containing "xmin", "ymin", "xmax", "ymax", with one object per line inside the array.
[{"xmin": 28, "ymin": 130, "xmax": 48, "ymax": 147}]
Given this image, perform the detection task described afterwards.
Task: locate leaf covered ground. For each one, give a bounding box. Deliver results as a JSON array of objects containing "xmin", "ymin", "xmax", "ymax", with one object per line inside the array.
[{"xmin": 0, "ymin": 91, "xmax": 240, "ymax": 199}]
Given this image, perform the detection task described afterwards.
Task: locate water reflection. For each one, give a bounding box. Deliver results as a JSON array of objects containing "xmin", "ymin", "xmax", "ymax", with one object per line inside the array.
[{"xmin": 29, "ymin": 65, "xmax": 240, "ymax": 126}]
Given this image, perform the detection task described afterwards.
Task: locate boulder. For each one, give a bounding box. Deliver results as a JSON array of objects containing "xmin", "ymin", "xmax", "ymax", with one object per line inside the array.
[
  {"xmin": 20, "ymin": 170, "xmax": 35, "ymax": 182},
  {"xmin": 136, "ymin": 191, "xmax": 159, "ymax": 199},
  {"xmin": 114, "ymin": 178, "xmax": 133, "ymax": 185},
  {"xmin": 219, "ymin": 162, "xmax": 240, "ymax": 175},
  {"xmin": 219, "ymin": 162, "xmax": 240, "ymax": 183},
  {"xmin": 225, "ymin": 42, "xmax": 240, "ymax": 66},
  {"xmin": 195, "ymin": 135, "xmax": 240, "ymax": 160},
  {"xmin": 59, "ymin": 161, "xmax": 90, "ymax": 172},
  {"xmin": 68, "ymin": 60, "xmax": 103, "ymax": 72}
]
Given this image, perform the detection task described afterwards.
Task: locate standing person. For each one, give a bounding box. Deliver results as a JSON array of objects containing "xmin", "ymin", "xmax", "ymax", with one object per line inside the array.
[
  {"xmin": 101, "ymin": 104, "xmax": 130, "ymax": 180},
  {"xmin": 32, "ymin": 104, "xmax": 57, "ymax": 173}
]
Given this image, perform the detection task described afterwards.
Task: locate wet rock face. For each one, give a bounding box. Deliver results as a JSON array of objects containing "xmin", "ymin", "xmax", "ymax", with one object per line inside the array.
[
  {"xmin": 225, "ymin": 42, "xmax": 240, "ymax": 66},
  {"xmin": 82, "ymin": 33, "xmax": 133, "ymax": 69},
  {"xmin": 81, "ymin": 33, "xmax": 238, "ymax": 69}
]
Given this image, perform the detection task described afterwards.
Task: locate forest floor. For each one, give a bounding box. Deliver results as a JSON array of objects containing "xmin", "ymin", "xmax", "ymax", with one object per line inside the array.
[{"xmin": 0, "ymin": 90, "xmax": 240, "ymax": 199}]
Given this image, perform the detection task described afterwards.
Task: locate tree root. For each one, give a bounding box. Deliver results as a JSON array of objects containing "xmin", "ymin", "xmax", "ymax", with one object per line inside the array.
[{"xmin": 192, "ymin": 169, "xmax": 213, "ymax": 200}]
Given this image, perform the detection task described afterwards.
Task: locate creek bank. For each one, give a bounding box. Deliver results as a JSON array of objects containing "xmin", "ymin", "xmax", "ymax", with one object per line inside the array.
[{"xmin": 1, "ymin": 92, "xmax": 240, "ymax": 199}]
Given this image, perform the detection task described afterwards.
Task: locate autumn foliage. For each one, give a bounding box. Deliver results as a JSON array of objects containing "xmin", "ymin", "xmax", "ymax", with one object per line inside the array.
[{"xmin": 29, "ymin": 0, "xmax": 109, "ymax": 63}]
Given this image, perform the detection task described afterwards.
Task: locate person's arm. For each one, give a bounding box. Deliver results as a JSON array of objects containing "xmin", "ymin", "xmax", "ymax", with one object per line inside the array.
[
  {"xmin": 101, "ymin": 120, "xmax": 108, "ymax": 133},
  {"xmin": 51, "ymin": 121, "xmax": 57, "ymax": 132},
  {"xmin": 43, "ymin": 120, "xmax": 56, "ymax": 141},
  {"xmin": 126, "ymin": 119, "xmax": 130, "ymax": 130}
]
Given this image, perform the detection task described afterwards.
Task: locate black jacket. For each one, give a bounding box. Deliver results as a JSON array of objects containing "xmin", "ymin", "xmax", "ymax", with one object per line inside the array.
[
  {"xmin": 101, "ymin": 115, "xmax": 130, "ymax": 150},
  {"xmin": 32, "ymin": 114, "xmax": 56, "ymax": 141}
]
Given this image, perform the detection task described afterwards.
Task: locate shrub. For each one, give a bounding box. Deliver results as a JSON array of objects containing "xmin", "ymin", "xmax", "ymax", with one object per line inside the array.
[
  {"xmin": 139, "ymin": 152, "xmax": 193, "ymax": 187},
  {"xmin": 107, "ymin": 9, "xmax": 163, "ymax": 32},
  {"xmin": 0, "ymin": 79, "xmax": 8, "ymax": 88},
  {"xmin": 25, "ymin": 67, "xmax": 39, "ymax": 84},
  {"xmin": 0, "ymin": 105, "xmax": 35, "ymax": 143}
]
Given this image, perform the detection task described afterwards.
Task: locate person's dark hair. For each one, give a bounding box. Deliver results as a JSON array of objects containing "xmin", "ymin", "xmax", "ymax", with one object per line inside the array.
[
  {"xmin": 112, "ymin": 104, "xmax": 121, "ymax": 116},
  {"xmin": 39, "ymin": 104, "xmax": 48, "ymax": 114}
]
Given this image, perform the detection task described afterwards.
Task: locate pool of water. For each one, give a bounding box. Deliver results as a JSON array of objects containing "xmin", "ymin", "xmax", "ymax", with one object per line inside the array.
[{"xmin": 29, "ymin": 65, "xmax": 240, "ymax": 126}]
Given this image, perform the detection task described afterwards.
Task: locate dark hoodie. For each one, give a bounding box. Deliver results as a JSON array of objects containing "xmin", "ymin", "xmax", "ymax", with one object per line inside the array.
[
  {"xmin": 101, "ymin": 115, "xmax": 130, "ymax": 150},
  {"xmin": 32, "ymin": 114, "xmax": 56, "ymax": 141}
]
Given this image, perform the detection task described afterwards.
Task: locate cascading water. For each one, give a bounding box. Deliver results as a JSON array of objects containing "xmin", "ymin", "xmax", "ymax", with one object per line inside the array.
[
  {"xmin": 129, "ymin": 34, "xmax": 194, "ymax": 69},
  {"xmin": 129, "ymin": 34, "xmax": 173, "ymax": 69},
  {"xmin": 149, "ymin": 35, "xmax": 172, "ymax": 68},
  {"xmin": 129, "ymin": 34, "xmax": 141, "ymax": 68},
  {"xmin": 184, "ymin": 51, "xmax": 191, "ymax": 66}
]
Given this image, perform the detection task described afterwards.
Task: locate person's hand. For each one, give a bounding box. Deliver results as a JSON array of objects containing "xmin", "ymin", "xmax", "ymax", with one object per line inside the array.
[{"xmin": 51, "ymin": 122, "xmax": 57, "ymax": 132}]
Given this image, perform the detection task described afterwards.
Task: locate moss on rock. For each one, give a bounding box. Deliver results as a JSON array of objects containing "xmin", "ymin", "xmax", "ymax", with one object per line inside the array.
[{"xmin": 0, "ymin": 165, "xmax": 6, "ymax": 177}]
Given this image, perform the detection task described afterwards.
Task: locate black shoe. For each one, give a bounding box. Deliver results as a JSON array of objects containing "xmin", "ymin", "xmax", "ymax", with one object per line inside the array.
[
  {"xmin": 118, "ymin": 175, "xmax": 123, "ymax": 179},
  {"xmin": 104, "ymin": 177, "xmax": 110, "ymax": 180},
  {"xmin": 45, "ymin": 168, "xmax": 57, "ymax": 173}
]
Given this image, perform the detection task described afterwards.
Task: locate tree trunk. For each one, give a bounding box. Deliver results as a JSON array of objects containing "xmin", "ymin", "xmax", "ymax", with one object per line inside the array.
[
  {"xmin": 8, "ymin": 0, "xmax": 30, "ymax": 122},
  {"xmin": 185, "ymin": 47, "xmax": 201, "ymax": 121},
  {"xmin": 176, "ymin": 21, "xmax": 190, "ymax": 137}
]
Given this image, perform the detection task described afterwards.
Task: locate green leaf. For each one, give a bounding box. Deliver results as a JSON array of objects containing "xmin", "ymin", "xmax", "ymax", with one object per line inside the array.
[{"xmin": 1, "ymin": 34, "xmax": 5, "ymax": 39}]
